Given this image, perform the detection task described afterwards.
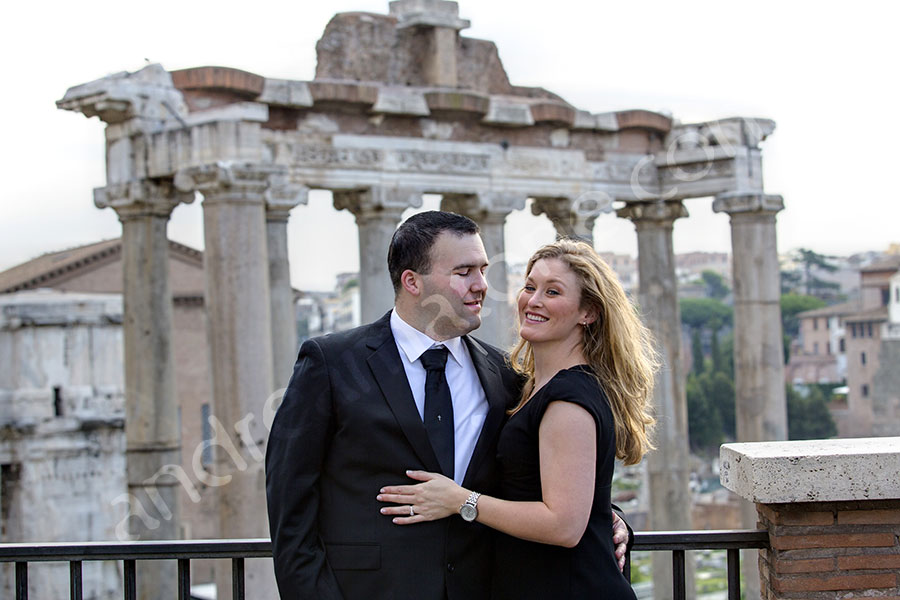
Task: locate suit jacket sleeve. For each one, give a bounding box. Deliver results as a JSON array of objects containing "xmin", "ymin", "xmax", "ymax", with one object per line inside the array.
[
  {"xmin": 266, "ymin": 338, "xmax": 344, "ymax": 600},
  {"xmin": 611, "ymin": 503, "xmax": 635, "ymax": 554}
]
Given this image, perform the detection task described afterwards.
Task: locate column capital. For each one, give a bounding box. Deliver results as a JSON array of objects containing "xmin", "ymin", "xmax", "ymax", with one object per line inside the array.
[
  {"xmin": 94, "ymin": 179, "xmax": 193, "ymax": 220},
  {"xmin": 174, "ymin": 163, "xmax": 284, "ymax": 205},
  {"xmin": 266, "ymin": 178, "xmax": 309, "ymax": 222},
  {"xmin": 442, "ymin": 191, "xmax": 526, "ymax": 224},
  {"xmin": 333, "ymin": 187, "xmax": 423, "ymax": 221},
  {"xmin": 712, "ymin": 192, "xmax": 784, "ymax": 215},
  {"xmin": 617, "ymin": 200, "xmax": 689, "ymax": 224},
  {"xmin": 532, "ymin": 192, "xmax": 612, "ymax": 241}
]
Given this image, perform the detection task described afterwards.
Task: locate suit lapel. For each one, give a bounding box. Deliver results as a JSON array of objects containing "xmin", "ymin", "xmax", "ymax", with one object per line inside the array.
[
  {"xmin": 366, "ymin": 313, "xmax": 442, "ymax": 473},
  {"xmin": 461, "ymin": 335, "xmax": 508, "ymax": 487}
]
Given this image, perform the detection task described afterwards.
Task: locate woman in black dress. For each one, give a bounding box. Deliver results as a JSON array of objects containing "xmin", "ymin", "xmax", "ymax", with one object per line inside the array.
[{"xmin": 378, "ymin": 240, "xmax": 658, "ymax": 598}]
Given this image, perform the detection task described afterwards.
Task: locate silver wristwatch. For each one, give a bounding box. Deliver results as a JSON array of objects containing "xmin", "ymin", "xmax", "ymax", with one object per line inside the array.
[{"xmin": 459, "ymin": 491, "xmax": 481, "ymax": 522}]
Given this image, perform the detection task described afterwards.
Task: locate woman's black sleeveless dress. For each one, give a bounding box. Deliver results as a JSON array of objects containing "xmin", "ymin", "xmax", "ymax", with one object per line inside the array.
[{"xmin": 491, "ymin": 365, "xmax": 637, "ymax": 600}]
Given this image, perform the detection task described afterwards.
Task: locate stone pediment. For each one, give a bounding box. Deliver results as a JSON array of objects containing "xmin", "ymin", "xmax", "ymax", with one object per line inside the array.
[{"xmin": 0, "ymin": 238, "xmax": 203, "ymax": 295}]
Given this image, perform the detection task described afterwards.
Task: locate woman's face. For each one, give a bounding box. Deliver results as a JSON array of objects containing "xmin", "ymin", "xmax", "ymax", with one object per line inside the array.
[{"xmin": 517, "ymin": 257, "xmax": 590, "ymax": 346}]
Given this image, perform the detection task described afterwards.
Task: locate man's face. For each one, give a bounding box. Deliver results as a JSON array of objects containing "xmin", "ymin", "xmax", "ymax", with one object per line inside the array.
[{"xmin": 416, "ymin": 232, "xmax": 489, "ymax": 340}]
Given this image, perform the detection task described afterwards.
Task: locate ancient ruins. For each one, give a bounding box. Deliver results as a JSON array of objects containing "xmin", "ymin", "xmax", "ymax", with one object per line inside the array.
[{"xmin": 52, "ymin": 1, "xmax": 788, "ymax": 597}]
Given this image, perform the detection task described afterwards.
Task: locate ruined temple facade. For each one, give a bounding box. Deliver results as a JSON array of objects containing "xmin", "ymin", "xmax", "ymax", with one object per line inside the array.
[
  {"xmin": 56, "ymin": 2, "xmax": 788, "ymax": 598},
  {"xmin": 0, "ymin": 291, "xmax": 126, "ymax": 599}
]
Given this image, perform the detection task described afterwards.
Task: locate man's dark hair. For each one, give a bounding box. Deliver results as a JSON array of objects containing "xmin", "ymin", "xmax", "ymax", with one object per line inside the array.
[{"xmin": 388, "ymin": 211, "xmax": 480, "ymax": 292}]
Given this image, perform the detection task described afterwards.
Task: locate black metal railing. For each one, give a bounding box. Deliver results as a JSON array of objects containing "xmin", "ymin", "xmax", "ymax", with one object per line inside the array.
[
  {"xmin": 1, "ymin": 530, "xmax": 768, "ymax": 600},
  {"xmin": 630, "ymin": 529, "xmax": 770, "ymax": 600}
]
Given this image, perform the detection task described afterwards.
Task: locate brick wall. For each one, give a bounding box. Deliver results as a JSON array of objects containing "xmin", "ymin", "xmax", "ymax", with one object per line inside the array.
[{"xmin": 757, "ymin": 500, "xmax": 900, "ymax": 600}]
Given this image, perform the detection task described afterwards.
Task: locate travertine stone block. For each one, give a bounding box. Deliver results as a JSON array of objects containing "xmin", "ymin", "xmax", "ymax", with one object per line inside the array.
[{"xmin": 721, "ymin": 437, "xmax": 900, "ymax": 503}]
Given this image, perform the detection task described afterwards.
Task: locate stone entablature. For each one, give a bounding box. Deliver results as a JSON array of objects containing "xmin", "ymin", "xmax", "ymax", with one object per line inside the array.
[{"xmin": 58, "ymin": 63, "xmax": 772, "ymax": 215}]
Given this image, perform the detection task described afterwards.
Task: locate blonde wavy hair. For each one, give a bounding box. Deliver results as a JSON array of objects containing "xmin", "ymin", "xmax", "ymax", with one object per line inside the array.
[{"xmin": 509, "ymin": 239, "xmax": 658, "ymax": 465}]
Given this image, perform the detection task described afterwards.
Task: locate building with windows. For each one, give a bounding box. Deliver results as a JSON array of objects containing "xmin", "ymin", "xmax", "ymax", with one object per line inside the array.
[
  {"xmin": 842, "ymin": 258, "xmax": 900, "ymax": 437},
  {"xmin": 785, "ymin": 301, "xmax": 854, "ymax": 386},
  {"xmin": 785, "ymin": 255, "xmax": 900, "ymax": 438}
]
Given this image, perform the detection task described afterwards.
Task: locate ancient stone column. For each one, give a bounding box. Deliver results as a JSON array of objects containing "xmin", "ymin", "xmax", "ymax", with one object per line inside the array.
[
  {"xmin": 96, "ymin": 179, "xmax": 191, "ymax": 600},
  {"xmin": 175, "ymin": 163, "xmax": 278, "ymax": 600},
  {"xmin": 333, "ymin": 187, "xmax": 422, "ymax": 324},
  {"xmin": 531, "ymin": 193, "xmax": 613, "ymax": 246},
  {"xmin": 714, "ymin": 192, "xmax": 787, "ymax": 600},
  {"xmin": 618, "ymin": 200, "xmax": 695, "ymax": 600},
  {"xmin": 442, "ymin": 192, "xmax": 525, "ymax": 348},
  {"xmin": 265, "ymin": 181, "xmax": 309, "ymax": 389}
]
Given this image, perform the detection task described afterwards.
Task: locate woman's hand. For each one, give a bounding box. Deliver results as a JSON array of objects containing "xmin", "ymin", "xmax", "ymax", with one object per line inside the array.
[{"xmin": 377, "ymin": 470, "xmax": 471, "ymax": 524}]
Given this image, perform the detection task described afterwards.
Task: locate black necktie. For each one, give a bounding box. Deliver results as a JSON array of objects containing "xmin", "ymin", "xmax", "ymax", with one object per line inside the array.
[{"xmin": 420, "ymin": 346, "xmax": 454, "ymax": 479}]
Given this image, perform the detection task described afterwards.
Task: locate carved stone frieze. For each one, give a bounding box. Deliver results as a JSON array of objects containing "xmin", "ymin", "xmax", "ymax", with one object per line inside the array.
[
  {"xmin": 292, "ymin": 145, "xmax": 384, "ymax": 169},
  {"xmin": 393, "ymin": 149, "xmax": 490, "ymax": 174}
]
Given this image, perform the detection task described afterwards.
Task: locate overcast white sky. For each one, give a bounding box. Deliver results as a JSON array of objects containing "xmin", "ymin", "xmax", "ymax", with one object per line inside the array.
[{"xmin": 2, "ymin": 1, "xmax": 897, "ymax": 290}]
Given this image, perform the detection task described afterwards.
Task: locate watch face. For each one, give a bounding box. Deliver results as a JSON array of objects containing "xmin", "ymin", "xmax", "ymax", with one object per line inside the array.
[{"xmin": 460, "ymin": 503, "xmax": 477, "ymax": 522}]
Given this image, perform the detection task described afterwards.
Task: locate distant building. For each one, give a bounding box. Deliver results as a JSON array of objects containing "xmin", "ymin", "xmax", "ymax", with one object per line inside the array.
[
  {"xmin": 842, "ymin": 257, "xmax": 900, "ymax": 437},
  {"xmin": 597, "ymin": 252, "xmax": 639, "ymax": 295},
  {"xmin": 789, "ymin": 256, "xmax": 900, "ymax": 437},
  {"xmin": 674, "ymin": 251, "xmax": 731, "ymax": 286},
  {"xmin": 786, "ymin": 301, "xmax": 855, "ymax": 386},
  {"xmin": 298, "ymin": 272, "xmax": 362, "ymax": 338}
]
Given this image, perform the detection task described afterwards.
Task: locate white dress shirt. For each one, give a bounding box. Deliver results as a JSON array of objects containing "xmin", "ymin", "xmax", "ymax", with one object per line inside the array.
[{"xmin": 390, "ymin": 309, "xmax": 489, "ymax": 484}]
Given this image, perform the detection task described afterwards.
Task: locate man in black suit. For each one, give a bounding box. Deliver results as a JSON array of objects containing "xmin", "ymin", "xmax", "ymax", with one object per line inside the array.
[{"xmin": 266, "ymin": 211, "xmax": 627, "ymax": 599}]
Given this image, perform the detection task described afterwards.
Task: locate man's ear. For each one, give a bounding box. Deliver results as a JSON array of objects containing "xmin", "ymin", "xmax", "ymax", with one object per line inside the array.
[{"xmin": 400, "ymin": 269, "xmax": 420, "ymax": 296}]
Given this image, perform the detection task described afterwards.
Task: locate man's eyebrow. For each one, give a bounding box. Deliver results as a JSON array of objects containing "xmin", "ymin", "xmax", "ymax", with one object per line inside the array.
[{"xmin": 453, "ymin": 261, "xmax": 489, "ymax": 270}]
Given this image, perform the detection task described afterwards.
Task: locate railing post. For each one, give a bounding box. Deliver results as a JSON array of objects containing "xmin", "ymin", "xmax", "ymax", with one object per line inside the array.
[
  {"xmin": 672, "ymin": 550, "xmax": 686, "ymax": 600},
  {"xmin": 232, "ymin": 557, "xmax": 245, "ymax": 600},
  {"xmin": 123, "ymin": 559, "xmax": 136, "ymax": 600},
  {"xmin": 177, "ymin": 559, "xmax": 191, "ymax": 600},
  {"xmin": 726, "ymin": 548, "xmax": 740, "ymax": 600},
  {"xmin": 16, "ymin": 561, "xmax": 27, "ymax": 600},
  {"xmin": 70, "ymin": 561, "xmax": 83, "ymax": 600}
]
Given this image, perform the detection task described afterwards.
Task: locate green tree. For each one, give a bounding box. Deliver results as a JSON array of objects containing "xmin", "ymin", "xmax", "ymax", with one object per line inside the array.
[
  {"xmin": 709, "ymin": 371, "xmax": 735, "ymax": 439},
  {"xmin": 680, "ymin": 298, "xmax": 733, "ymax": 331},
  {"xmin": 795, "ymin": 248, "xmax": 839, "ymax": 298},
  {"xmin": 686, "ymin": 373, "xmax": 723, "ymax": 452},
  {"xmin": 781, "ymin": 269, "xmax": 802, "ymax": 294},
  {"xmin": 701, "ymin": 270, "xmax": 730, "ymax": 300},
  {"xmin": 691, "ymin": 328, "xmax": 704, "ymax": 375},
  {"xmin": 780, "ymin": 293, "xmax": 826, "ymax": 338},
  {"xmin": 686, "ymin": 370, "xmax": 736, "ymax": 452},
  {"xmin": 786, "ymin": 385, "xmax": 837, "ymax": 440},
  {"xmin": 709, "ymin": 320, "xmax": 724, "ymax": 374}
]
